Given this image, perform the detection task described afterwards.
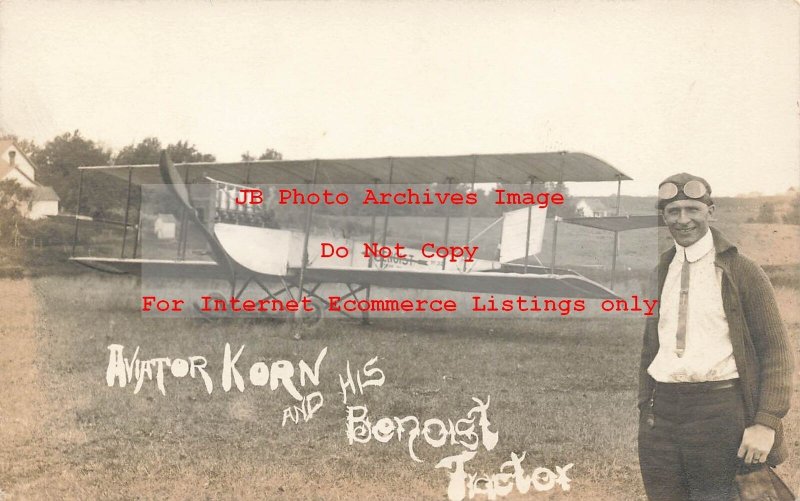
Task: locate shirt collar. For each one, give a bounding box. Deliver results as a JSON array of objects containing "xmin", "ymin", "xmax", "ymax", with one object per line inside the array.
[{"xmin": 675, "ymin": 229, "xmax": 714, "ymax": 263}]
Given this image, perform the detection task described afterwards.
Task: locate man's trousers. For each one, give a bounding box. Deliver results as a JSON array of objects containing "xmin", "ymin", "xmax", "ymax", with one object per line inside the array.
[{"xmin": 638, "ymin": 380, "xmax": 745, "ymax": 501}]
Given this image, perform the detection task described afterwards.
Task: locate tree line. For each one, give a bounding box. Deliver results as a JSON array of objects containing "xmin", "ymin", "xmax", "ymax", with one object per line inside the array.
[
  {"xmin": 2, "ymin": 130, "xmax": 580, "ymax": 220},
  {"xmin": 2, "ymin": 131, "xmax": 283, "ymax": 218}
]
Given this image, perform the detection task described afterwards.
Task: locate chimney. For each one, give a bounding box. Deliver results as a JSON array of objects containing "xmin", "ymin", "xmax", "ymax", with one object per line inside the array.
[{"xmin": 9, "ymin": 150, "xmax": 16, "ymax": 167}]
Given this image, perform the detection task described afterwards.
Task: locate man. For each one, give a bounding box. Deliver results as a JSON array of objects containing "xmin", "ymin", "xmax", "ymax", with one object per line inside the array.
[{"xmin": 638, "ymin": 173, "xmax": 793, "ymax": 500}]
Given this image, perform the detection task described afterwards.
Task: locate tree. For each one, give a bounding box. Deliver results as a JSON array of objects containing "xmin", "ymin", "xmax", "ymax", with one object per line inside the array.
[
  {"xmin": 116, "ymin": 137, "xmax": 218, "ymax": 165},
  {"xmin": 257, "ymin": 148, "xmax": 282, "ymax": 161},
  {"xmin": 115, "ymin": 137, "xmax": 217, "ymax": 216},
  {"xmin": 241, "ymin": 148, "xmax": 283, "ymax": 161},
  {"xmin": 0, "ymin": 179, "xmax": 32, "ymax": 244},
  {"xmin": 0, "ymin": 134, "xmax": 41, "ymax": 158},
  {"xmin": 31, "ymin": 130, "xmax": 111, "ymax": 182},
  {"xmin": 755, "ymin": 202, "xmax": 777, "ymax": 224},
  {"xmin": 0, "ymin": 179, "xmax": 32, "ymax": 213},
  {"xmin": 112, "ymin": 138, "xmax": 165, "ymax": 219},
  {"xmin": 115, "ymin": 137, "xmax": 163, "ymax": 165},
  {"xmin": 545, "ymin": 181, "xmax": 576, "ymax": 217},
  {"xmin": 29, "ymin": 130, "xmax": 113, "ymax": 216},
  {"xmin": 165, "ymin": 140, "xmax": 215, "ymax": 163},
  {"xmin": 783, "ymin": 195, "xmax": 800, "ymax": 225}
]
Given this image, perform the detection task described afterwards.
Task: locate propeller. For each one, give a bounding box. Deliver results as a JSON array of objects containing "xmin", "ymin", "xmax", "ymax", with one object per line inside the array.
[{"xmin": 158, "ymin": 150, "xmax": 236, "ymax": 288}]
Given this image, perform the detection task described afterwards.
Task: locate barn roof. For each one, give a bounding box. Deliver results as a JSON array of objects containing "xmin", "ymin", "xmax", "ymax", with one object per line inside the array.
[
  {"xmin": 0, "ymin": 158, "xmax": 36, "ymax": 186},
  {"xmin": 31, "ymin": 185, "xmax": 60, "ymax": 202}
]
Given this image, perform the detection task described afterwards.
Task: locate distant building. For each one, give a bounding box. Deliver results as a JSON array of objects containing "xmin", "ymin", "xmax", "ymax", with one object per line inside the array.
[
  {"xmin": 0, "ymin": 140, "xmax": 60, "ymax": 219},
  {"xmin": 154, "ymin": 213, "xmax": 177, "ymax": 240},
  {"xmin": 575, "ymin": 198, "xmax": 613, "ymax": 217},
  {"xmin": 738, "ymin": 191, "xmax": 765, "ymax": 198}
]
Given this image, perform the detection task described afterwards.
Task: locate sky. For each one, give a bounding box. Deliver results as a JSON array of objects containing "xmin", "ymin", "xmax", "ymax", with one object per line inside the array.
[{"xmin": 0, "ymin": 0, "xmax": 797, "ymax": 196}]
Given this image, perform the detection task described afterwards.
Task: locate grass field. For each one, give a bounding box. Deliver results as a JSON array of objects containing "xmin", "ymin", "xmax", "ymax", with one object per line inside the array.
[
  {"xmin": 0, "ymin": 267, "xmax": 798, "ymax": 500},
  {"xmin": 2, "ymin": 211, "xmax": 800, "ymax": 499}
]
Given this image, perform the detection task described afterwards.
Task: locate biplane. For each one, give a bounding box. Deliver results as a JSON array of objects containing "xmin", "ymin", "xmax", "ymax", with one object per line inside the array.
[{"xmin": 69, "ymin": 151, "xmax": 657, "ymax": 321}]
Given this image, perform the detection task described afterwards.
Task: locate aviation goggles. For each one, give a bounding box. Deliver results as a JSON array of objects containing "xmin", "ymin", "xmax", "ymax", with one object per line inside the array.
[{"xmin": 658, "ymin": 180, "xmax": 708, "ymax": 201}]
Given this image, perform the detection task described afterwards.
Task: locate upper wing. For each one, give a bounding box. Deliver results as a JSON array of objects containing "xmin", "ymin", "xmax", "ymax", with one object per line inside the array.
[{"xmin": 78, "ymin": 151, "xmax": 631, "ymax": 186}]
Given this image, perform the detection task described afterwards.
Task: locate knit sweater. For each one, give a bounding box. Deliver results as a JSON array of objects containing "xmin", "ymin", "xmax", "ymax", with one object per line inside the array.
[{"xmin": 638, "ymin": 227, "xmax": 794, "ymax": 465}]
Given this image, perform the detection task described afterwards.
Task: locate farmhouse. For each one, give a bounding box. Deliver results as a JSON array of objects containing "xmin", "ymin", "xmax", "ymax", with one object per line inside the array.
[
  {"xmin": 575, "ymin": 197, "xmax": 613, "ymax": 217},
  {"xmin": 0, "ymin": 140, "xmax": 60, "ymax": 219}
]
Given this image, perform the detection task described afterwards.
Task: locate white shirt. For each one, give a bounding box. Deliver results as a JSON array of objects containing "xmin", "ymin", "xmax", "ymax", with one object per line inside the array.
[{"xmin": 647, "ymin": 230, "xmax": 739, "ymax": 382}]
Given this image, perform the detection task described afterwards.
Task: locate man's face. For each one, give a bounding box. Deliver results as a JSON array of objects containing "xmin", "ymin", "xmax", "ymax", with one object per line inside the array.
[{"xmin": 663, "ymin": 199, "xmax": 714, "ymax": 247}]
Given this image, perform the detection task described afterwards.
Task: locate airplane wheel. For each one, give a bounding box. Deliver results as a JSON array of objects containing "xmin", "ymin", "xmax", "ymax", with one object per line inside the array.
[
  {"xmin": 193, "ymin": 291, "xmax": 227, "ymax": 319},
  {"xmin": 294, "ymin": 297, "xmax": 325, "ymax": 326}
]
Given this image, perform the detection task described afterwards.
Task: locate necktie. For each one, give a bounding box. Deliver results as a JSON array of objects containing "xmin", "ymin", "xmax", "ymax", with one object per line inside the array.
[{"xmin": 675, "ymin": 250, "xmax": 690, "ymax": 357}]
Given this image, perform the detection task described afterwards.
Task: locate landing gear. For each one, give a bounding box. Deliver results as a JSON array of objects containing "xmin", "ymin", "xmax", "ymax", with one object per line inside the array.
[{"xmin": 294, "ymin": 296, "xmax": 325, "ymax": 325}]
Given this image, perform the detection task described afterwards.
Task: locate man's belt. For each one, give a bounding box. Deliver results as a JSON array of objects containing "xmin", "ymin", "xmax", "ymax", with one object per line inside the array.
[{"xmin": 655, "ymin": 379, "xmax": 740, "ymax": 394}]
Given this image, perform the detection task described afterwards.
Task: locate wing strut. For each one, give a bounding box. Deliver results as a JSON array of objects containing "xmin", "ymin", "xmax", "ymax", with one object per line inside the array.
[
  {"xmin": 462, "ymin": 155, "xmax": 477, "ymax": 271},
  {"xmin": 611, "ymin": 174, "xmax": 622, "ymax": 289},
  {"xmin": 132, "ymin": 179, "xmax": 143, "ymax": 258},
  {"xmin": 378, "ymin": 158, "xmax": 394, "ymax": 269},
  {"xmin": 295, "ymin": 160, "xmax": 319, "ymax": 322},
  {"xmin": 363, "ymin": 177, "xmax": 381, "ymax": 324},
  {"xmin": 120, "ymin": 167, "xmax": 133, "ymax": 258},
  {"xmin": 522, "ymin": 176, "xmax": 537, "ymax": 274},
  {"xmin": 71, "ymin": 169, "xmax": 84, "ymax": 257},
  {"xmin": 550, "ymin": 216, "xmax": 560, "ymax": 272},
  {"xmin": 549, "ymin": 153, "xmax": 567, "ymax": 273},
  {"xmin": 441, "ymin": 176, "xmax": 453, "ymax": 270}
]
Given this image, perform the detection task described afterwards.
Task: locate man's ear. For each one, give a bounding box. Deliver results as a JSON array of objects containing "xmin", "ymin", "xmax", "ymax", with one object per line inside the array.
[{"xmin": 707, "ymin": 204, "xmax": 716, "ymax": 221}]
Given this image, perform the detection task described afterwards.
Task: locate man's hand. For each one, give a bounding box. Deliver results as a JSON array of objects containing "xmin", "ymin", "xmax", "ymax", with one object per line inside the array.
[{"xmin": 737, "ymin": 424, "xmax": 775, "ymax": 464}]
